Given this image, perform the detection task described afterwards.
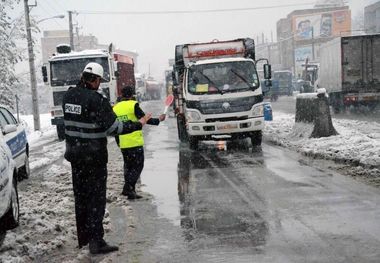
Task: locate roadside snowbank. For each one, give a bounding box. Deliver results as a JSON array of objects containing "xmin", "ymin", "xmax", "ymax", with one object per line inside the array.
[{"xmin": 264, "ymin": 112, "xmax": 380, "ymax": 169}]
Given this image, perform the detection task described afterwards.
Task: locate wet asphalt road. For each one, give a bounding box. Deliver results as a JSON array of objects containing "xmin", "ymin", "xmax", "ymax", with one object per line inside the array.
[{"xmin": 105, "ymin": 100, "xmax": 380, "ymax": 263}]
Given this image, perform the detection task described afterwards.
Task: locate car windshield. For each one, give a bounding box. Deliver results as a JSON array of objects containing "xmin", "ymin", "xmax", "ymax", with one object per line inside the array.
[
  {"xmin": 50, "ymin": 56, "xmax": 110, "ymax": 86},
  {"xmin": 188, "ymin": 61, "xmax": 259, "ymax": 95}
]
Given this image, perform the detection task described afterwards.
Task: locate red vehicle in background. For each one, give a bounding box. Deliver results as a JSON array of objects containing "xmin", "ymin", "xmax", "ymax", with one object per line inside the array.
[
  {"xmin": 145, "ymin": 77, "xmax": 162, "ymax": 100},
  {"xmin": 113, "ymin": 53, "xmax": 136, "ymax": 99}
]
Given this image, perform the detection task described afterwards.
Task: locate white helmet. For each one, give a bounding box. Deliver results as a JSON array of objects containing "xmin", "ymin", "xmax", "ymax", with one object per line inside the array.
[{"xmin": 83, "ymin": 62, "xmax": 104, "ymax": 79}]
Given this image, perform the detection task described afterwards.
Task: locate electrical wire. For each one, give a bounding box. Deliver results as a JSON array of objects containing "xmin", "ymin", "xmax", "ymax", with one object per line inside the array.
[{"xmin": 76, "ymin": 2, "xmax": 315, "ymax": 15}]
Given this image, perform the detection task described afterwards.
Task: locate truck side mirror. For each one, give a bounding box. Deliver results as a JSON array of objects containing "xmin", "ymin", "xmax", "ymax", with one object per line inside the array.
[
  {"xmin": 264, "ymin": 64, "xmax": 272, "ymax": 79},
  {"xmin": 42, "ymin": 65, "xmax": 48, "ymax": 83}
]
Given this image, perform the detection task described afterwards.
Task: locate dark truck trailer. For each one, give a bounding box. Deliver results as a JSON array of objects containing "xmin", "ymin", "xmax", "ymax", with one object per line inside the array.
[
  {"xmin": 113, "ymin": 53, "xmax": 136, "ymax": 98},
  {"xmin": 319, "ymin": 34, "xmax": 380, "ymax": 111}
]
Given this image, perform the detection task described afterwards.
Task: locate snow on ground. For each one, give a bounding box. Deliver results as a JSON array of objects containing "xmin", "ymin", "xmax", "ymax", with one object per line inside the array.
[
  {"xmin": 264, "ymin": 112, "xmax": 380, "ymax": 173},
  {"xmin": 0, "ymin": 113, "xmax": 134, "ymax": 262},
  {"xmin": 1, "ymin": 111, "xmax": 379, "ymax": 261}
]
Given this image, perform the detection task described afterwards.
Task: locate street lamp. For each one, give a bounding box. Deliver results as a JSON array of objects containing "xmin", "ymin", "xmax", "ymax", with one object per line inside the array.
[{"xmin": 37, "ymin": 14, "xmax": 65, "ymax": 24}]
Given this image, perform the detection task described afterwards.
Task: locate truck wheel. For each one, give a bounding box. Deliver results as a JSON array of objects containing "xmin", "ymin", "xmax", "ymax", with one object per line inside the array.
[
  {"xmin": 1, "ymin": 176, "xmax": 20, "ymax": 230},
  {"xmin": 251, "ymin": 131, "xmax": 262, "ymax": 147},
  {"xmin": 177, "ymin": 116, "xmax": 188, "ymax": 143},
  {"xmin": 188, "ymin": 136, "xmax": 199, "ymax": 150},
  {"xmin": 57, "ymin": 125, "xmax": 65, "ymax": 141}
]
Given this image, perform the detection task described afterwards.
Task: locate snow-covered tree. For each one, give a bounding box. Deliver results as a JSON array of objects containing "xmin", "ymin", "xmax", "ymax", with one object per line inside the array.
[{"xmin": 0, "ymin": 0, "xmax": 25, "ymax": 109}]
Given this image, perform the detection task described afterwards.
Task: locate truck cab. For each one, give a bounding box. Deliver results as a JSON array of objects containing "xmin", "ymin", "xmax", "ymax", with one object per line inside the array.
[
  {"xmin": 42, "ymin": 46, "xmax": 117, "ymax": 140},
  {"xmin": 173, "ymin": 38, "xmax": 271, "ymax": 149}
]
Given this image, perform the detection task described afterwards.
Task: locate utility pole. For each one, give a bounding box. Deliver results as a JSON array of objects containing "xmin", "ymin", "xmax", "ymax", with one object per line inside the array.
[
  {"xmin": 311, "ymin": 27, "xmax": 315, "ymax": 61},
  {"xmin": 23, "ymin": 0, "xmax": 40, "ymax": 131},
  {"xmin": 76, "ymin": 25, "xmax": 80, "ymax": 50},
  {"xmin": 68, "ymin": 11, "xmax": 74, "ymax": 50}
]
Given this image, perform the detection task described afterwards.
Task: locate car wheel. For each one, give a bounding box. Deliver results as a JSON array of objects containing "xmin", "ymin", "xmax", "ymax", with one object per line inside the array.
[
  {"xmin": 1, "ymin": 177, "xmax": 20, "ymax": 230},
  {"xmin": 18, "ymin": 153, "xmax": 30, "ymax": 180}
]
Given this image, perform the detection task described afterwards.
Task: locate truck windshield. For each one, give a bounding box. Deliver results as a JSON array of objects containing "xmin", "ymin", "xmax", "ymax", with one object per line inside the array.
[
  {"xmin": 188, "ymin": 61, "xmax": 259, "ymax": 95},
  {"xmin": 50, "ymin": 56, "xmax": 110, "ymax": 86}
]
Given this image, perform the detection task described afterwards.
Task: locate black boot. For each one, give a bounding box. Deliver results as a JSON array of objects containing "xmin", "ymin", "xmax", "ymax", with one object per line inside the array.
[
  {"xmin": 121, "ymin": 184, "xmax": 133, "ymax": 196},
  {"xmin": 89, "ymin": 239, "xmax": 119, "ymax": 254},
  {"xmin": 127, "ymin": 191, "xmax": 143, "ymax": 200}
]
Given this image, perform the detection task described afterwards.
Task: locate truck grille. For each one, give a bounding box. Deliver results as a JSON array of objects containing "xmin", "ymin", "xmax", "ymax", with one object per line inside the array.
[
  {"xmin": 205, "ymin": 116, "xmax": 248, "ymax": 122},
  {"xmin": 186, "ymin": 95, "xmax": 263, "ymax": 115}
]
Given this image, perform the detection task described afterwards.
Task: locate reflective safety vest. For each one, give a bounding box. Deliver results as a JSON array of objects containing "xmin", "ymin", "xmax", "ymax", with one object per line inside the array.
[{"xmin": 113, "ymin": 100, "xmax": 144, "ymax": 148}]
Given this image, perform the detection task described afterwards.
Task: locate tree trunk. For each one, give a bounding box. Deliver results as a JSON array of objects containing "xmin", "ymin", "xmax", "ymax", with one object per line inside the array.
[{"xmin": 311, "ymin": 96, "xmax": 338, "ymax": 138}]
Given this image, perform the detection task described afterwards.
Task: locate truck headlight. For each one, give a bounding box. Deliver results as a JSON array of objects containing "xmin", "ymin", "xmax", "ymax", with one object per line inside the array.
[
  {"xmin": 186, "ymin": 110, "xmax": 201, "ymax": 122},
  {"xmin": 252, "ymin": 105, "xmax": 264, "ymax": 117}
]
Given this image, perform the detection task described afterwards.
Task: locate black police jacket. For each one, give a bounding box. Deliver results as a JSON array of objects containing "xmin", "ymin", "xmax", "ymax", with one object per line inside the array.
[{"xmin": 62, "ymin": 82, "xmax": 142, "ymax": 165}]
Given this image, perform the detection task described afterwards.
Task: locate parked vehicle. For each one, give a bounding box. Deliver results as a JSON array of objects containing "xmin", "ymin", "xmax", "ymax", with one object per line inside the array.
[
  {"xmin": 301, "ymin": 60, "xmax": 319, "ymax": 93},
  {"xmin": 42, "ymin": 44, "xmax": 128, "ymax": 140},
  {"xmin": 145, "ymin": 77, "xmax": 161, "ymax": 100},
  {"xmin": 172, "ymin": 38, "xmax": 271, "ymax": 149},
  {"xmin": 0, "ymin": 131, "xmax": 19, "ymax": 231},
  {"xmin": 0, "ymin": 106, "xmax": 29, "ymax": 180},
  {"xmin": 114, "ymin": 53, "xmax": 136, "ymax": 100},
  {"xmin": 272, "ymin": 70, "xmax": 293, "ymax": 96},
  {"xmin": 318, "ymin": 34, "xmax": 380, "ymax": 112},
  {"xmin": 135, "ymin": 73, "xmax": 147, "ymax": 101}
]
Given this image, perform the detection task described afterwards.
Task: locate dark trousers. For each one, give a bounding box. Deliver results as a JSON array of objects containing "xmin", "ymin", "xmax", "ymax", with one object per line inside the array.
[
  {"xmin": 71, "ymin": 162, "xmax": 107, "ymax": 247},
  {"xmin": 121, "ymin": 147, "xmax": 144, "ymax": 193}
]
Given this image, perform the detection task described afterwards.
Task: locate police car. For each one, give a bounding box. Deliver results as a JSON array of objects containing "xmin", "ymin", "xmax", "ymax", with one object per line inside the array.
[
  {"xmin": 0, "ymin": 106, "xmax": 30, "ymax": 180},
  {"xmin": 0, "ymin": 130, "xmax": 19, "ymax": 230}
]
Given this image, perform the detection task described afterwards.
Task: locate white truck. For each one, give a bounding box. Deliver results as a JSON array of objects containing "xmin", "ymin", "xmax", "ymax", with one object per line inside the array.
[
  {"xmin": 42, "ymin": 45, "xmax": 118, "ymax": 140},
  {"xmin": 319, "ymin": 34, "xmax": 380, "ymax": 112},
  {"xmin": 173, "ymin": 38, "xmax": 271, "ymax": 149},
  {"xmin": 135, "ymin": 73, "xmax": 146, "ymax": 101}
]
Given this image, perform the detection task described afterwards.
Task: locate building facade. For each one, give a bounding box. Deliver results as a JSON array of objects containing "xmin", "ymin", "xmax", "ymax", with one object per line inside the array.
[
  {"xmin": 365, "ymin": 1, "xmax": 380, "ymax": 34},
  {"xmin": 277, "ymin": 6, "xmax": 351, "ymax": 77},
  {"xmin": 41, "ymin": 30, "xmax": 99, "ymax": 63}
]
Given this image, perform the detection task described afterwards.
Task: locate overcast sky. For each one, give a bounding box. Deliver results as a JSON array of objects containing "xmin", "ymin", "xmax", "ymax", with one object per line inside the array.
[{"xmin": 11, "ymin": 0, "xmax": 374, "ymax": 80}]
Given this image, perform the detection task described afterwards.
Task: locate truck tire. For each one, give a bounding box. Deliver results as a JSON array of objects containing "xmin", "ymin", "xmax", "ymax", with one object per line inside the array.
[
  {"xmin": 251, "ymin": 131, "xmax": 262, "ymax": 147},
  {"xmin": 57, "ymin": 124, "xmax": 65, "ymax": 141},
  {"xmin": 188, "ymin": 136, "xmax": 199, "ymax": 150},
  {"xmin": 177, "ymin": 116, "xmax": 188, "ymax": 143},
  {"xmin": 1, "ymin": 176, "xmax": 20, "ymax": 230}
]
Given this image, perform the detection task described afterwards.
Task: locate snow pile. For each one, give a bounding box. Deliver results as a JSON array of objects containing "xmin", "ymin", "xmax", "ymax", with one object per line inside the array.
[
  {"xmin": 264, "ymin": 112, "xmax": 380, "ymax": 169},
  {"xmin": 0, "ymin": 169, "xmax": 75, "ymax": 262},
  {"xmin": 21, "ymin": 113, "xmax": 56, "ymax": 146}
]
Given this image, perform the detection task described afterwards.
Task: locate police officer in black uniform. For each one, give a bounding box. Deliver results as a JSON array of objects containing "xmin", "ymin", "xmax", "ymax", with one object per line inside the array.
[{"xmin": 62, "ymin": 62, "xmax": 151, "ymax": 254}]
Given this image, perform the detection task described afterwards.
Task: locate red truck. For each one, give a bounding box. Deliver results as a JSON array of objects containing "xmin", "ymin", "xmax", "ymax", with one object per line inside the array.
[{"xmin": 113, "ymin": 53, "xmax": 136, "ymax": 98}]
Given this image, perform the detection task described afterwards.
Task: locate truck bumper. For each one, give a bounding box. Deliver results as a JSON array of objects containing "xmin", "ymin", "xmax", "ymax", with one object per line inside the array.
[
  {"xmin": 51, "ymin": 117, "xmax": 64, "ymax": 126},
  {"xmin": 187, "ymin": 116, "xmax": 264, "ymax": 138},
  {"xmin": 343, "ymin": 93, "xmax": 380, "ymax": 106}
]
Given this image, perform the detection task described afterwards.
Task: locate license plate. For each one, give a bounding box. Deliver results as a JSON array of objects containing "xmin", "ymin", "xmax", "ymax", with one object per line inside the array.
[{"xmin": 217, "ymin": 124, "xmax": 238, "ymax": 130}]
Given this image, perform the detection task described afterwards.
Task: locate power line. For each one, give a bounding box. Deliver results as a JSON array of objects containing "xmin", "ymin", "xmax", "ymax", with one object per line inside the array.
[{"xmin": 76, "ymin": 2, "xmax": 315, "ymax": 15}]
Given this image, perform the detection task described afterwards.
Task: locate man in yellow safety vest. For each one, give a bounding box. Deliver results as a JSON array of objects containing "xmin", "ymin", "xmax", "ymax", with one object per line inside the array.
[{"xmin": 113, "ymin": 86, "xmax": 166, "ymax": 199}]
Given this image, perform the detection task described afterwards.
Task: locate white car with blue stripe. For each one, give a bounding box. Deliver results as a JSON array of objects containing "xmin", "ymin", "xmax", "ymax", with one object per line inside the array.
[
  {"xmin": 0, "ymin": 130, "xmax": 19, "ymax": 230},
  {"xmin": 0, "ymin": 106, "xmax": 30, "ymax": 180}
]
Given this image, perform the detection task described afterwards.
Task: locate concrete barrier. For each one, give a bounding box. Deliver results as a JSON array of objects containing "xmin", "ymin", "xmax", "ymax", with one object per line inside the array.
[{"xmin": 295, "ymin": 89, "xmax": 338, "ymax": 138}]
